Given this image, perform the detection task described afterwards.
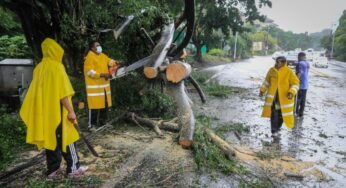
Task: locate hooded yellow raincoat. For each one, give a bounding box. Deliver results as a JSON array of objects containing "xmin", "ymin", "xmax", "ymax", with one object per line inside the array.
[
  {"xmin": 260, "ymin": 65, "xmax": 300, "ymax": 128},
  {"xmin": 84, "ymin": 51, "xmax": 116, "ymax": 109},
  {"xmin": 20, "ymin": 38, "xmax": 79, "ymax": 152}
]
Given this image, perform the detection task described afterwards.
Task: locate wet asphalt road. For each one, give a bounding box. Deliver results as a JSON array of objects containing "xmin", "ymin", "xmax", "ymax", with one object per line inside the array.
[{"xmin": 199, "ymin": 56, "xmax": 346, "ymax": 187}]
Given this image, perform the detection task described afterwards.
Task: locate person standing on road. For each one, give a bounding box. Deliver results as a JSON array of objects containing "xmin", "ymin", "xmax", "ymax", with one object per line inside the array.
[
  {"xmin": 295, "ymin": 52, "xmax": 310, "ymax": 118},
  {"xmin": 84, "ymin": 41, "xmax": 119, "ymax": 129},
  {"xmin": 20, "ymin": 38, "xmax": 87, "ymax": 178},
  {"xmin": 259, "ymin": 56, "xmax": 300, "ymax": 136}
]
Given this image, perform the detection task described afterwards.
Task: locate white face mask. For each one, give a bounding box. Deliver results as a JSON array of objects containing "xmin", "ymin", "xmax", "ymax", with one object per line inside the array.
[{"xmin": 96, "ymin": 46, "xmax": 102, "ymax": 53}]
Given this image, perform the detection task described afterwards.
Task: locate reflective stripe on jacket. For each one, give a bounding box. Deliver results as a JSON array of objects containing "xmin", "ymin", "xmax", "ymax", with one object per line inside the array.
[
  {"xmin": 260, "ymin": 65, "xmax": 300, "ymax": 128},
  {"xmin": 84, "ymin": 51, "xmax": 114, "ymax": 109}
]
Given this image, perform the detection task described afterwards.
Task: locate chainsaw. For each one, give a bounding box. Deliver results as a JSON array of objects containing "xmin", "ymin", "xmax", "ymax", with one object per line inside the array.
[{"xmin": 109, "ymin": 56, "xmax": 151, "ymax": 80}]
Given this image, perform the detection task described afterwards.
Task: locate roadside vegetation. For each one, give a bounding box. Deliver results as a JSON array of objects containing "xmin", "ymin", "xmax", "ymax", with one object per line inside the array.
[
  {"xmin": 25, "ymin": 175, "xmax": 103, "ymax": 188},
  {"xmin": 193, "ymin": 115, "xmax": 272, "ymax": 187},
  {"xmin": 321, "ymin": 10, "xmax": 346, "ymax": 61},
  {"xmin": 0, "ymin": 106, "xmax": 27, "ymax": 170}
]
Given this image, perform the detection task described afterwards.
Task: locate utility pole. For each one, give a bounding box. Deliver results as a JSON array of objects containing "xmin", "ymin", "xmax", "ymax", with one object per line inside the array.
[
  {"xmin": 265, "ymin": 26, "xmax": 269, "ymax": 55},
  {"xmin": 331, "ymin": 23, "xmax": 337, "ymax": 59},
  {"xmin": 233, "ymin": 32, "xmax": 238, "ymax": 60}
]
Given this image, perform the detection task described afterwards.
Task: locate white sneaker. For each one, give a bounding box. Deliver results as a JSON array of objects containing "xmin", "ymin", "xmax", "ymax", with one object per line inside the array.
[{"xmin": 68, "ymin": 166, "xmax": 88, "ymax": 178}]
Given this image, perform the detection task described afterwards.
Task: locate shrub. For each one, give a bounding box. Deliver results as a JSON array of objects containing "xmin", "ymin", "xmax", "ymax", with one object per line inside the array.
[
  {"xmin": 0, "ymin": 35, "xmax": 32, "ymax": 61},
  {"xmin": 208, "ymin": 48, "xmax": 225, "ymax": 56},
  {"xmin": 0, "ymin": 105, "xmax": 26, "ymax": 170}
]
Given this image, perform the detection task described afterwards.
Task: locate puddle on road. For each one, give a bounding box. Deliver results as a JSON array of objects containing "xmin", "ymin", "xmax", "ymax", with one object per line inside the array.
[{"xmin": 192, "ymin": 57, "xmax": 346, "ymax": 187}]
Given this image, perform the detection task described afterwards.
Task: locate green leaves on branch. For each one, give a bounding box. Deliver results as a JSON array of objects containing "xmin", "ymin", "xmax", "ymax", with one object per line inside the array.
[
  {"xmin": 0, "ymin": 106, "xmax": 26, "ymax": 170},
  {"xmin": 0, "ymin": 35, "xmax": 31, "ymax": 61}
]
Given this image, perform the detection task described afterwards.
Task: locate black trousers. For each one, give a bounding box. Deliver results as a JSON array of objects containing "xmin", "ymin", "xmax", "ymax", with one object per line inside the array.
[
  {"xmin": 46, "ymin": 124, "xmax": 80, "ymax": 175},
  {"xmin": 296, "ymin": 89, "xmax": 307, "ymax": 116},
  {"xmin": 89, "ymin": 108, "xmax": 108, "ymax": 127},
  {"xmin": 89, "ymin": 93, "xmax": 108, "ymax": 128},
  {"xmin": 270, "ymin": 105, "xmax": 283, "ymax": 133}
]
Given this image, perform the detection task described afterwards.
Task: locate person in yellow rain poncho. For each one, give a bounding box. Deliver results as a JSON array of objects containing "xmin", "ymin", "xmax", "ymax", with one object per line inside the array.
[
  {"xmin": 259, "ymin": 56, "xmax": 300, "ymax": 137},
  {"xmin": 84, "ymin": 41, "xmax": 119, "ymax": 129},
  {"xmin": 20, "ymin": 38, "xmax": 87, "ymax": 179}
]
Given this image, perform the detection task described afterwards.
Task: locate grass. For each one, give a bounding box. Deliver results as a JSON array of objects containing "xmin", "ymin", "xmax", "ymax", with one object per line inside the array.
[
  {"xmin": 202, "ymin": 54, "xmax": 232, "ymax": 64},
  {"xmin": 25, "ymin": 175, "xmax": 103, "ymax": 188},
  {"xmin": 204, "ymin": 81, "xmax": 231, "ymax": 98},
  {"xmin": 0, "ymin": 106, "xmax": 26, "ymax": 170},
  {"xmin": 193, "ymin": 115, "xmax": 242, "ymax": 174},
  {"xmin": 191, "ymin": 71, "xmax": 232, "ymax": 98},
  {"xmin": 193, "ymin": 115, "xmax": 273, "ymax": 187},
  {"xmin": 215, "ymin": 122, "xmax": 250, "ymax": 138}
]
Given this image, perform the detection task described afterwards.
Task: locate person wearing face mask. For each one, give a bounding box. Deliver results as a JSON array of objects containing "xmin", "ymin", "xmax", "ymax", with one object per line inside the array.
[
  {"xmin": 259, "ymin": 56, "xmax": 300, "ymax": 137},
  {"xmin": 83, "ymin": 41, "xmax": 119, "ymax": 130}
]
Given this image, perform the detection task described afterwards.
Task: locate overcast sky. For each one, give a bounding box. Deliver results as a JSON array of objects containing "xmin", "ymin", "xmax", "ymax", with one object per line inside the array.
[{"xmin": 259, "ymin": 0, "xmax": 346, "ymax": 34}]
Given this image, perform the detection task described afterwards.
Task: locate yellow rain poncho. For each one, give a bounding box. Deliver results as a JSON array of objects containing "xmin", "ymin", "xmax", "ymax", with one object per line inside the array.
[
  {"xmin": 260, "ymin": 65, "xmax": 300, "ymax": 128},
  {"xmin": 20, "ymin": 38, "xmax": 79, "ymax": 152}
]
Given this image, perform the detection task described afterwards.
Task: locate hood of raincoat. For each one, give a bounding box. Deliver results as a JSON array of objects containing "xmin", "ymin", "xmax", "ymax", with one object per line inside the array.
[{"xmin": 20, "ymin": 38, "xmax": 79, "ymax": 152}]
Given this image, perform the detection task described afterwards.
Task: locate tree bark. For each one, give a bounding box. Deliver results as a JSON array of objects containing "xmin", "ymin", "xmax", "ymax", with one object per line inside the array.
[
  {"xmin": 166, "ymin": 81, "xmax": 195, "ymax": 149},
  {"xmin": 126, "ymin": 113, "xmax": 180, "ymax": 135},
  {"xmin": 205, "ymin": 128, "xmax": 236, "ymax": 159},
  {"xmin": 192, "ymin": 39, "xmax": 202, "ymax": 62}
]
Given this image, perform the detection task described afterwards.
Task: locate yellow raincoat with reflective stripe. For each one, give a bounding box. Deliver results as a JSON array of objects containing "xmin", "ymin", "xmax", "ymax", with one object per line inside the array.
[
  {"xmin": 260, "ymin": 65, "xmax": 300, "ymax": 128},
  {"xmin": 84, "ymin": 51, "xmax": 117, "ymax": 109},
  {"xmin": 20, "ymin": 38, "xmax": 79, "ymax": 152}
]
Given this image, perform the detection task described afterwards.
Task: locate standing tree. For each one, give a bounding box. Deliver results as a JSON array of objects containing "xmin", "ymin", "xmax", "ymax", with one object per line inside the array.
[
  {"xmin": 0, "ymin": 0, "xmax": 168, "ymax": 74},
  {"xmin": 334, "ymin": 10, "xmax": 346, "ymax": 61},
  {"xmin": 191, "ymin": 0, "xmax": 272, "ymax": 61}
]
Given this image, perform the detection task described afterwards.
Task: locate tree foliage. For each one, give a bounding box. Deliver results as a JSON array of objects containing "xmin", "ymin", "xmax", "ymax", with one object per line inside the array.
[
  {"xmin": 0, "ymin": 106, "xmax": 26, "ymax": 170},
  {"xmin": 0, "ymin": 35, "xmax": 31, "ymax": 60},
  {"xmin": 0, "ymin": 0, "xmax": 169, "ymax": 73},
  {"xmin": 0, "ymin": 7, "xmax": 21, "ymax": 36},
  {"xmin": 334, "ymin": 10, "xmax": 346, "ymax": 61},
  {"xmin": 191, "ymin": 0, "xmax": 272, "ymax": 61}
]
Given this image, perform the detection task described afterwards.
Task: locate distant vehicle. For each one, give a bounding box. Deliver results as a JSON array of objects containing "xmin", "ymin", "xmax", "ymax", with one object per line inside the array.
[
  {"xmin": 305, "ymin": 48, "xmax": 314, "ymax": 61},
  {"xmin": 272, "ymin": 51, "xmax": 286, "ymax": 60},
  {"xmin": 286, "ymin": 51, "xmax": 298, "ymax": 66},
  {"xmin": 312, "ymin": 53, "xmax": 328, "ymax": 68}
]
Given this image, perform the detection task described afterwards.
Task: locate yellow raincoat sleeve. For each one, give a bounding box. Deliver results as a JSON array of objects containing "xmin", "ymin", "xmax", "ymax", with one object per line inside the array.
[
  {"xmin": 104, "ymin": 53, "xmax": 119, "ymax": 66},
  {"xmin": 260, "ymin": 70, "xmax": 271, "ymax": 93},
  {"xmin": 84, "ymin": 54, "xmax": 101, "ymax": 79},
  {"xmin": 288, "ymin": 70, "xmax": 300, "ymax": 95}
]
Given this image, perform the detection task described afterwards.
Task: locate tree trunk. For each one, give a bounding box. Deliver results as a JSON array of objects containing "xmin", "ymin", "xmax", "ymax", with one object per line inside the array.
[
  {"xmin": 166, "ymin": 62, "xmax": 191, "ymax": 83},
  {"xmin": 205, "ymin": 128, "xmax": 236, "ymax": 159},
  {"xmin": 193, "ymin": 40, "xmax": 202, "ymax": 62},
  {"xmin": 166, "ymin": 81, "xmax": 195, "ymax": 149}
]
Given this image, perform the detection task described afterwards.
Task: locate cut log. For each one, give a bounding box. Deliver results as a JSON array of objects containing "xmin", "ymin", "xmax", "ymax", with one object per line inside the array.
[
  {"xmin": 166, "ymin": 81, "xmax": 195, "ymax": 149},
  {"xmin": 205, "ymin": 128, "xmax": 236, "ymax": 159},
  {"xmin": 166, "ymin": 62, "xmax": 191, "ymax": 83},
  {"xmin": 144, "ymin": 67, "xmax": 158, "ymax": 79}
]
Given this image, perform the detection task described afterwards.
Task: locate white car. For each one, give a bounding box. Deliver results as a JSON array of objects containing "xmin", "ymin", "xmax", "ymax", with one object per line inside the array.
[
  {"xmin": 313, "ymin": 56, "xmax": 328, "ymax": 68},
  {"xmin": 272, "ymin": 51, "xmax": 286, "ymax": 60}
]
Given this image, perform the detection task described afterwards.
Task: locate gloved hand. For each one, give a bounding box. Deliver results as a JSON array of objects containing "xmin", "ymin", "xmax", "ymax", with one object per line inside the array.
[{"xmin": 100, "ymin": 73, "xmax": 112, "ymax": 80}]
